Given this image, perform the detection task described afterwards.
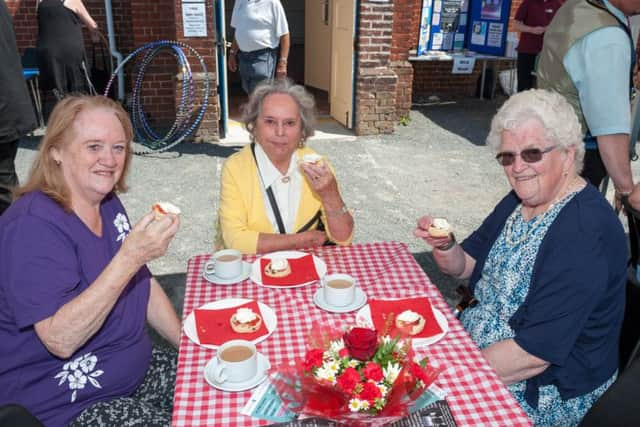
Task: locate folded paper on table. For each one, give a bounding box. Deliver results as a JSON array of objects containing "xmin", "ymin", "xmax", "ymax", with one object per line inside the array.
[
  {"xmin": 194, "ymin": 300, "xmax": 269, "ymax": 345},
  {"xmin": 369, "ymin": 297, "xmax": 443, "ymax": 338},
  {"xmin": 260, "ymin": 254, "xmax": 319, "ymax": 286}
]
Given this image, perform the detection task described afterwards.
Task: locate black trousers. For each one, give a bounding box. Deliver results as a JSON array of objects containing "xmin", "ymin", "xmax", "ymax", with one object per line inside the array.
[
  {"xmin": 517, "ymin": 52, "xmax": 537, "ymax": 92},
  {"xmin": 0, "ymin": 139, "xmax": 19, "ymax": 215},
  {"xmin": 582, "ymin": 149, "xmax": 608, "ymax": 189}
]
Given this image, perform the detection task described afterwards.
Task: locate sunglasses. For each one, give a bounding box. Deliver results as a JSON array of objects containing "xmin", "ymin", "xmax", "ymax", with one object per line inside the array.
[{"xmin": 495, "ymin": 145, "xmax": 559, "ymax": 166}]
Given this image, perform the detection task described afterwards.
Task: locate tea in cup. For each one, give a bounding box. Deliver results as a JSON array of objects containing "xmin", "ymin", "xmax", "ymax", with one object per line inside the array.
[
  {"xmin": 322, "ymin": 273, "xmax": 356, "ymax": 307},
  {"xmin": 212, "ymin": 339, "xmax": 257, "ymax": 383},
  {"xmin": 205, "ymin": 249, "xmax": 242, "ymax": 279}
]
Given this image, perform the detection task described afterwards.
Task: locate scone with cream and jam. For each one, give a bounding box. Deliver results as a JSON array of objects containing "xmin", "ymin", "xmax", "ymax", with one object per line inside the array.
[
  {"xmin": 264, "ymin": 257, "xmax": 291, "ymax": 278},
  {"xmin": 299, "ymin": 153, "xmax": 323, "ymax": 166},
  {"xmin": 395, "ymin": 310, "xmax": 426, "ymax": 336},
  {"xmin": 428, "ymin": 218, "xmax": 452, "ymax": 238},
  {"xmin": 230, "ymin": 307, "xmax": 262, "ymax": 333},
  {"xmin": 152, "ymin": 202, "xmax": 181, "ymax": 220}
]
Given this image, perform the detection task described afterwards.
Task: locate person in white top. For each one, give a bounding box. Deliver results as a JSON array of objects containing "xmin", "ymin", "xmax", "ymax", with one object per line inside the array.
[{"xmin": 228, "ymin": 0, "xmax": 290, "ymax": 94}]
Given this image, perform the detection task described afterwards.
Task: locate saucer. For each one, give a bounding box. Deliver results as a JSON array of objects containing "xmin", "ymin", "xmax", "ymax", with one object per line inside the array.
[
  {"xmin": 313, "ymin": 287, "xmax": 367, "ymax": 313},
  {"xmin": 204, "ymin": 352, "xmax": 271, "ymax": 392},
  {"xmin": 203, "ymin": 261, "xmax": 251, "ymax": 285}
]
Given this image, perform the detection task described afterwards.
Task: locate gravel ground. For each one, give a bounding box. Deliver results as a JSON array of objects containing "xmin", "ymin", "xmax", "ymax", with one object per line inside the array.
[{"xmin": 15, "ymin": 95, "xmax": 634, "ymax": 319}]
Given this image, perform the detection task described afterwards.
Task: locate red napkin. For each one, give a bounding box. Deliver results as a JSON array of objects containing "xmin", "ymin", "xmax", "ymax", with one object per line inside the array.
[
  {"xmin": 194, "ymin": 300, "xmax": 269, "ymax": 346},
  {"xmin": 368, "ymin": 297, "xmax": 443, "ymax": 339},
  {"xmin": 259, "ymin": 254, "xmax": 319, "ymax": 286}
]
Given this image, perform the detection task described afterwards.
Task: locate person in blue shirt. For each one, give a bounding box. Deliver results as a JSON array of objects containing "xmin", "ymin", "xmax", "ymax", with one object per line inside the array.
[
  {"xmin": 537, "ymin": 0, "xmax": 640, "ymax": 210},
  {"xmin": 415, "ymin": 89, "xmax": 627, "ymax": 426}
]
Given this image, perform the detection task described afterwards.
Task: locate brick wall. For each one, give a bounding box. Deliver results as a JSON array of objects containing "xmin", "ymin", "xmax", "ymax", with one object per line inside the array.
[
  {"xmin": 174, "ymin": 0, "xmax": 218, "ymax": 142},
  {"xmin": 390, "ymin": 0, "xmax": 421, "ymax": 120},
  {"xmin": 412, "ymin": 61, "xmax": 484, "ymax": 97},
  {"xmin": 355, "ymin": 0, "xmax": 397, "ymax": 135},
  {"xmin": 7, "ymin": 0, "xmax": 219, "ymax": 142},
  {"xmin": 129, "ymin": 0, "xmax": 177, "ymax": 127},
  {"xmin": 406, "ymin": 0, "xmax": 523, "ymax": 100}
]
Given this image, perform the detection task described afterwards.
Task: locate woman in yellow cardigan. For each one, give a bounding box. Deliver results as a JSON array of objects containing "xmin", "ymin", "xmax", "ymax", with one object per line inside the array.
[{"xmin": 216, "ymin": 79, "xmax": 354, "ymax": 254}]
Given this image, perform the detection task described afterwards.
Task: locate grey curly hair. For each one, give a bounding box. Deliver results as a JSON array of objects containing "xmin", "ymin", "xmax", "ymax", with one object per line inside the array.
[
  {"xmin": 486, "ymin": 89, "xmax": 585, "ymax": 173},
  {"xmin": 242, "ymin": 78, "xmax": 316, "ymax": 144}
]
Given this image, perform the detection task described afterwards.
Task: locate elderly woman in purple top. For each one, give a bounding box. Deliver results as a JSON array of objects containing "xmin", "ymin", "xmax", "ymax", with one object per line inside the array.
[{"xmin": 0, "ymin": 96, "xmax": 181, "ymax": 426}]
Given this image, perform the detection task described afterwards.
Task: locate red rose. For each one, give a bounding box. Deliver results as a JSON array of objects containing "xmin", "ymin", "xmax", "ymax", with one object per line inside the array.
[
  {"xmin": 336, "ymin": 367, "xmax": 361, "ymax": 394},
  {"xmin": 338, "ymin": 348, "xmax": 350, "ymax": 358},
  {"xmin": 362, "ymin": 362, "xmax": 383, "ymax": 382},
  {"xmin": 303, "ymin": 348, "xmax": 324, "ymax": 371},
  {"xmin": 410, "ymin": 361, "xmax": 428, "ymax": 383},
  {"xmin": 358, "ymin": 380, "xmax": 382, "ymax": 403},
  {"xmin": 343, "ymin": 327, "xmax": 378, "ymax": 360}
]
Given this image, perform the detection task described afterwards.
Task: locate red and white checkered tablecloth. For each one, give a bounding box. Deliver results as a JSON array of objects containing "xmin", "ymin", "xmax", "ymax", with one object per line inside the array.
[{"xmin": 172, "ymin": 242, "xmax": 532, "ymax": 427}]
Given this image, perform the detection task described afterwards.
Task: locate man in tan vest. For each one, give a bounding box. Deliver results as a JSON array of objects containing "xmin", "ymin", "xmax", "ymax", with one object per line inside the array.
[{"xmin": 537, "ymin": 0, "xmax": 640, "ymax": 209}]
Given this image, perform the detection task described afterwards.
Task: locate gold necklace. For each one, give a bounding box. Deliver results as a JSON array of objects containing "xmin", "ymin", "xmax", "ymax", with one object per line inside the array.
[{"xmin": 505, "ymin": 176, "xmax": 582, "ymax": 247}]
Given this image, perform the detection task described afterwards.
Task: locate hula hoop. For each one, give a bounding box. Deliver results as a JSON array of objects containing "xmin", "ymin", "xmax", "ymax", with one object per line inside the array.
[{"xmin": 104, "ymin": 40, "xmax": 209, "ymax": 155}]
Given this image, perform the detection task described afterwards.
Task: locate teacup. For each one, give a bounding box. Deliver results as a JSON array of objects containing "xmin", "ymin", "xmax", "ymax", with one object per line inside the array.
[
  {"xmin": 212, "ymin": 339, "xmax": 257, "ymax": 383},
  {"xmin": 322, "ymin": 273, "xmax": 356, "ymax": 307},
  {"xmin": 205, "ymin": 249, "xmax": 242, "ymax": 279}
]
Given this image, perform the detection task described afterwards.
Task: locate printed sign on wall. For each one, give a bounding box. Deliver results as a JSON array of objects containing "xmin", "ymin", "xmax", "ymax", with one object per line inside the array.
[
  {"xmin": 182, "ymin": 1, "xmax": 207, "ymax": 37},
  {"xmin": 417, "ymin": 0, "xmax": 434, "ymax": 55},
  {"xmin": 467, "ymin": 0, "xmax": 512, "ymax": 55}
]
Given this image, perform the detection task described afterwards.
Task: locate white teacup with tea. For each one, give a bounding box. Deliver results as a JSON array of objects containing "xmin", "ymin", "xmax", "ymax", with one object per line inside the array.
[
  {"xmin": 205, "ymin": 249, "xmax": 242, "ymax": 279},
  {"xmin": 212, "ymin": 339, "xmax": 257, "ymax": 383},
  {"xmin": 322, "ymin": 273, "xmax": 356, "ymax": 307}
]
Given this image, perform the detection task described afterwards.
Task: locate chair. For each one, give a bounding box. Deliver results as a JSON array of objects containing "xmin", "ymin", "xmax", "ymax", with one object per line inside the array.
[
  {"xmin": 21, "ymin": 47, "xmax": 38, "ymax": 69},
  {"xmin": 620, "ymin": 201, "xmax": 640, "ymax": 371},
  {"xmin": 0, "ymin": 404, "xmax": 43, "ymax": 427},
  {"xmin": 578, "ymin": 357, "xmax": 640, "ymax": 426},
  {"xmin": 21, "ymin": 47, "xmax": 45, "ymax": 128}
]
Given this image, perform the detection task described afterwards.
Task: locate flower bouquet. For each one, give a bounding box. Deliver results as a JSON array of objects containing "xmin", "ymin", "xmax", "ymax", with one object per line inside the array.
[{"xmin": 270, "ymin": 322, "xmax": 442, "ymax": 426}]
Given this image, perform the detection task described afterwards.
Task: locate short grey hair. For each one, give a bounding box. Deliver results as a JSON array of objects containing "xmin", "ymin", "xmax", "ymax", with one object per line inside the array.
[
  {"xmin": 242, "ymin": 78, "xmax": 316, "ymax": 144},
  {"xmin": 486, "ymin": 89, "xmax": 585, "ymax": 173}
]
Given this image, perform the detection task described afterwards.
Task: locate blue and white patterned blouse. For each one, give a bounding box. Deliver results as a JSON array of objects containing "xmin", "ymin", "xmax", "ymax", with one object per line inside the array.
[{"xmin": 460, "ymin": 191, "xmax": 615, "ymax": 426}]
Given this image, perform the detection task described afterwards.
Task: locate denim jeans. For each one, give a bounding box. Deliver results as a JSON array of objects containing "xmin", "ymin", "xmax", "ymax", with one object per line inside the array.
[{"xmin": 237, "ymin": 47, "xmax": 278, "ymax": 94}]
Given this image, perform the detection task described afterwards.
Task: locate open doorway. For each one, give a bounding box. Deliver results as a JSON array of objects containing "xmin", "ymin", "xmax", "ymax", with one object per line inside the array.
[
  {"xmin": 219, "ymin": 0, "xmax": 354, "ymax": 144},
  {"xmin": 223, "ymin": 0, "xmax": 330, "ymax": 120}
]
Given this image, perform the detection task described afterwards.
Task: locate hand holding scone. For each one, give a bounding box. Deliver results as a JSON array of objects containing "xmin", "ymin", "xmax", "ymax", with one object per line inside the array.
[
  {"xmin": 414, "ymin": 215, "xmax": 454, "ymax": 250},
  {"xmin": 120, "ymin": 210, "xmax": 180, "ymax": 267},
  {"xmin": 300, "ymin": 159, "xmax": 338, "ymax": 198}
]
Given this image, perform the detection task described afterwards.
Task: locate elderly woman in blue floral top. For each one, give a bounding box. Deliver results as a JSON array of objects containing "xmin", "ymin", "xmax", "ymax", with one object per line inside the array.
[{"xmin": 414, "ymin": 89, "xmax": 627, "ymax": 426}]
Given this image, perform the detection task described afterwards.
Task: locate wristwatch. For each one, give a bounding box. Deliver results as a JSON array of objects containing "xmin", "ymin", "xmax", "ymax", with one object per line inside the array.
[
  {"xmin": 278, "ymin": 57, "xmax": 288, "ymax": 64},
  {"xmin": 326, "ymin": 204, "xmax": 349, "ymax": 217}
]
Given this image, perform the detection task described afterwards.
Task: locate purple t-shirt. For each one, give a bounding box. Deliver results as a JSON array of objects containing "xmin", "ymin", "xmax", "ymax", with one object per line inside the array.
[{"xmin": 0, "ymin": 191, "xmax": 152, "ymax": 427}]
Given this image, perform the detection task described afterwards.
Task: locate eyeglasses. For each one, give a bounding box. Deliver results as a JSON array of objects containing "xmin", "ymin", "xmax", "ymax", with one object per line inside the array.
[{"xmin": 495, "ymin": 145, "xmax": 559, "ymax": 166}]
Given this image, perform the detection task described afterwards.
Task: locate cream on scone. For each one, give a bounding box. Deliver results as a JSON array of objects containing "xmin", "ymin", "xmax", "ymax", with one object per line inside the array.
[
  {"xmin": 230, "ymin": 307, "xmax": 262, "ymax": 333},
  {"xmin": 152, "ymin": 202, "xmax": 181, "ymax": 220},
  {"xmin": 264, "ymin": 257, "xmax": 291, "ymax": 278},
  {"xmin": 428, "ymin": 218, "xmax": 452, "ymax": 238},
  {"xmin": 299, "ymin": 153, "xmax": 323, "ymax": 166},
  {"xmin": 395, "ymin": 310, "xmax": 426, "ymax": 336}
]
